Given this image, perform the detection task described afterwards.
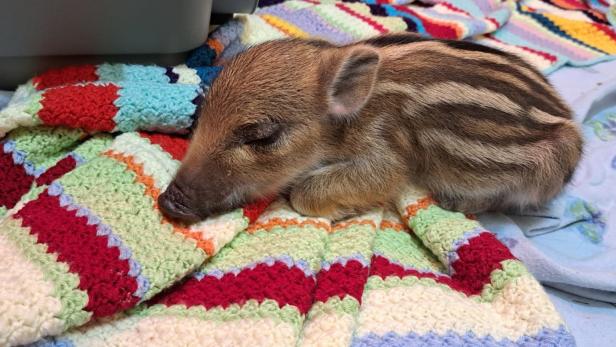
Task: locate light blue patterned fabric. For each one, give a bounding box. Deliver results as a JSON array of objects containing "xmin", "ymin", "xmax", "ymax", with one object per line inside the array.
[
  {"xmin": 480, "ymin": 58, "xmax": 616, "ymax": 347},
  {"xmin": 547, "ymin": 288, "xmax": 616, "ymax": 347}
]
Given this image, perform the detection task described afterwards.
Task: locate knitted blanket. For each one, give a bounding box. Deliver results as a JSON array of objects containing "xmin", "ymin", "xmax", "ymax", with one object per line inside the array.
[{"xmin": 1, "ymin": 0, "xmax": 616, "ymax": 346}]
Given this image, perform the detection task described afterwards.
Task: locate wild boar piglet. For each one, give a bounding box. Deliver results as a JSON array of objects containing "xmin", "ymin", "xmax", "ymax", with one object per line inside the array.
[{"xmin": 159, "ymin": 33, "xmax": 583, "ymax": 223}]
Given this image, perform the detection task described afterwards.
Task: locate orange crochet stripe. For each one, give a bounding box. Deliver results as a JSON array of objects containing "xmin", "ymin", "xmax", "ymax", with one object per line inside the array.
[
  {"xmin": 247, "ymin": 217, "xmax": 331, "ymax": 233},
  {"xmin": 379, "ymin": 220, "xmax": 407, "ymax": 232},
  {"xmin": 104, "ymin": 151, "xmax": 215, "ymax": 255},
  {"xmin": 207, "ymin": 38, "xmax": 224, "ymax": 57},
  {"xmin": 404, "ymin": 196, "xmax": 437, "ymax": 221},
  {"xmin": 259, "ymin": 14, "xmax": 310, "ymax": 38}
]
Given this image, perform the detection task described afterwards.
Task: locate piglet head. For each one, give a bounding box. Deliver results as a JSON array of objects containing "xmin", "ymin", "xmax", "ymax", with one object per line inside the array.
[{"xmin": 159, "ymin": 39, "xmax": 381, "ymax": 223}]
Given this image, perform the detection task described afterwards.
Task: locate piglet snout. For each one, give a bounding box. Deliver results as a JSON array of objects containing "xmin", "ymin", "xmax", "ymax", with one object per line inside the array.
[{"xmin": 159, "ymin": 181, "xmax": 201, "ymax": 224}]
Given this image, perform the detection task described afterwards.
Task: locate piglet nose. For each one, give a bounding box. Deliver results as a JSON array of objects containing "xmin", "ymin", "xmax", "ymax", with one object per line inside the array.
[{"xmin": 158, "ymin": 181, "xmax": 201, "ymax": 224}]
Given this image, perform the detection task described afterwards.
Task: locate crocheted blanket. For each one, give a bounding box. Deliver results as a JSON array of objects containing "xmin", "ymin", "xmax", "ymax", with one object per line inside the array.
[
  {"xmin": 1, "ymin": 0, "xmax": 615, "ymax": 346},
  {"xmin": 244, "ymin": 0, "xmax": 616, "ymax": 73}
]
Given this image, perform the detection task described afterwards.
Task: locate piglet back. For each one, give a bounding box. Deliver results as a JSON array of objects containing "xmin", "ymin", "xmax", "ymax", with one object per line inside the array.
[{"xmin": 360, "ymin": 34, "xmax": 582, "ymax": 212}]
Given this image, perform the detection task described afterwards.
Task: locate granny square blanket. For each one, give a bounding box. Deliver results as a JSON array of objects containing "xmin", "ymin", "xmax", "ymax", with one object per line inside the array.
[{"xmin": 1, "ymin": 0, "xmax": 616, "ymax": 346}]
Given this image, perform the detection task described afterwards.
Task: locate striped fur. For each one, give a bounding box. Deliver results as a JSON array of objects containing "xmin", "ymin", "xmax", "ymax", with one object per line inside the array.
[{"xmin": 160, "ymin": 34, "xmax": 583, "ymax": 222}]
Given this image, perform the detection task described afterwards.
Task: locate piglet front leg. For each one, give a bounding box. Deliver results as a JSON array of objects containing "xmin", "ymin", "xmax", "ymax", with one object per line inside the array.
[{"xmin": 289, "ymin": 158, "xmax": 405, "ymax": 220}]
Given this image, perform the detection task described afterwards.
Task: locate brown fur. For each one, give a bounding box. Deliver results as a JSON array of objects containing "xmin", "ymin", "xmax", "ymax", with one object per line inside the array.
[{"xmin": 158, "ymin": 33, "xmax": 583, "ymax": 223}]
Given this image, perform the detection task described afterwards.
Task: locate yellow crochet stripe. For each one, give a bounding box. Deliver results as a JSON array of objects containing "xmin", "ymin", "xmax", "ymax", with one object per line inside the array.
[
  {"xmin": 543, "ymin": 13, "xmax": 616, "ymax": 54},
  {"xmin": 259, "ymin": 14, "xmax": 310, "ymax": 38}
]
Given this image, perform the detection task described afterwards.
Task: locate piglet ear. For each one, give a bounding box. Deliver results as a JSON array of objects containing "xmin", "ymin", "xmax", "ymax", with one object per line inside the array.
[{"xmin": 327, "ymin": 46, "xmax": 381, "ymax": 119}]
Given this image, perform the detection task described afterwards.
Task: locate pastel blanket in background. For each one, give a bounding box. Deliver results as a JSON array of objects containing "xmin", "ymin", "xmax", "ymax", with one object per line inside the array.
[{"xmin": 251, "ymin": 0, "xmax": 616, "ymax": 73}]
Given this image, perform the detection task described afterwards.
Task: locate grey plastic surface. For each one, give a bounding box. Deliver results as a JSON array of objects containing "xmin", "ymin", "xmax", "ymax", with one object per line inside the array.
[
  {"xmin": 0, "ymin": 0, "xmax": 214, "ymax": 57},
  {"xmin": 213, "ymin": 0, "xmax": 258, "ymax": 15},
  {"xmin": 0, "ymin": 0, "xmax": 214, "ymax": 88},
  {"xmin": 0, "ymin": 0, "xmax": 258, "ymax": 89}
]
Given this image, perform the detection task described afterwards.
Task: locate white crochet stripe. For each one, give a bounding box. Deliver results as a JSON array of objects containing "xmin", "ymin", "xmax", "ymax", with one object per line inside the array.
[
  {"xmin": 0, "ymin": 232, "xmax": 65, "ymax": 346},
  {"xmin": 356, "ymin": 274, "xmax": 563, "ymax": 342},
  {"xmin": 528, "ymin": 0, "xmax": 595, "ymax": 21},
  {"xmin": 0, "ymin": 94, "xmax": 42, "ymax": 138},
  {"xmin": 59, "ymin": 312, "xmax": 141, "ymax": 347},
  {"xmin": 313, "ymin": 4, "xmax": 382, "ymax": 40},
  {"xmin": 253, "ymin": 199, "xmax": 332, "ymax": 227},
  {"xmin": 189, "ymin": 209, "xmax": 248, "ymax": 254},
  {"xmin": 238, "ymin": 14, "xmax": 288, "ymax": 46},
  {"xmin": 172, "ymin": 65, "xmax": 203, "ymax": 85},
  {"xmin": 380, "ymin": 209, "xmax": 407, "ymax": 228},
  {"xmin": 299, "ymin": 311, "xmax": 355, "ymax": 347},
  {"xmin": 108, "ymin": 133, "xmax": 179, "ymax": 190},
  {"xmin": 477, "ymin": 35, "xmax": 552, "ymax": 72},
  {"xmin": 68, "ymin": 315, "xmax": 298, "ymax": 347},
  {"xmin": 395, "ymin": 184, "xmax": 430, "ymax": 214}
]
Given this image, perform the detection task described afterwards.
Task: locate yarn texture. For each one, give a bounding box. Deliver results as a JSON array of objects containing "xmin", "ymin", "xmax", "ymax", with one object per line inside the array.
[{"xmin": 3, "ymin": 0, "xmax": 614, "ymax": 345}]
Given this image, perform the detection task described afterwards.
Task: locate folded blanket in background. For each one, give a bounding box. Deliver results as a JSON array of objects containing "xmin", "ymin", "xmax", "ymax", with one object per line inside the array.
[{"xmin": 0, "ymin": 64, "xmax": 225, "ymax": 137}]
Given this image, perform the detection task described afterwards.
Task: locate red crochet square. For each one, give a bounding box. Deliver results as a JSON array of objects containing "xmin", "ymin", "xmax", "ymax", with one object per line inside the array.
[
  {"xmin": 33, "ymin": 65, "xmax": 98, "ymax": 90},
  {"xmin": 39, "ymin": 84, "xmax": 119, "ymax": 132}
]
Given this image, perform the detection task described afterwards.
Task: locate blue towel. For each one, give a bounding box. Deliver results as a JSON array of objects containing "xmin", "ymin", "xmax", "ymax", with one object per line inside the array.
[
  {"xmin": 546, "ymin": 287, "xmax": 616, "ymax": 347},
  {"xmin": 480, "ymin": 61, "xmax": 616, "ymax": 303}
]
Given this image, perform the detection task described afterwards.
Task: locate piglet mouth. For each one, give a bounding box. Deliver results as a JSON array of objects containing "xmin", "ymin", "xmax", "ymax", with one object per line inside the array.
[
  {"xmin": 158, "ymin": 183, "xmax": 202, "ymax": 224},
  {"xmin": 159, "ymin": 181, "xmax": 243, "ymax": 224}
]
